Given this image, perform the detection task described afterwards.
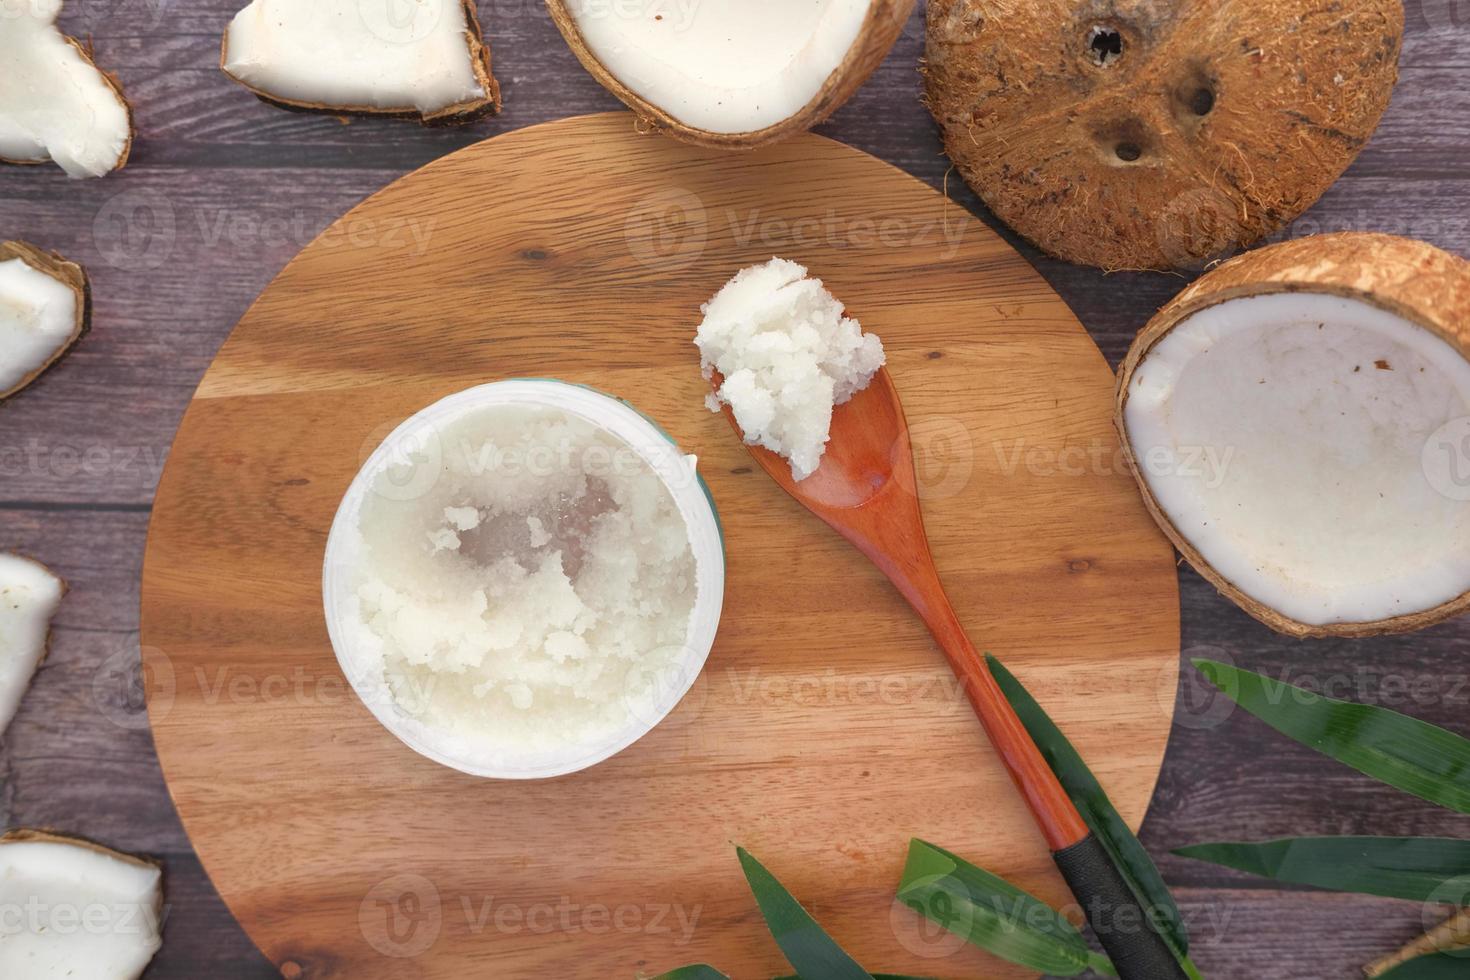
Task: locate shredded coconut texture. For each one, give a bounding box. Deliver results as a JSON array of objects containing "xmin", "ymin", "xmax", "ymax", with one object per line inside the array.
[
  {"xmin": 350, "ymin": 405, "xmax": 696, "ymax": 760},
  {"xmin": 696, "ymin": 258, "xmax": 885, "ymax": 480}
]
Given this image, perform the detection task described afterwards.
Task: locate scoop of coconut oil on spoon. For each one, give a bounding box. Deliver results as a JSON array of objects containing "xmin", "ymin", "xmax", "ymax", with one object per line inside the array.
[{"xmin": 711, "ymin": 366, "xmax": 1190, "ymax": 979}]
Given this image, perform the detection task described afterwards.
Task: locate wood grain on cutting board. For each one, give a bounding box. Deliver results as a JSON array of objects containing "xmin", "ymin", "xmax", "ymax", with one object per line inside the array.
[{"xmin": 140, "ymin": 113, "xmax": 1179, "ymax": 979}]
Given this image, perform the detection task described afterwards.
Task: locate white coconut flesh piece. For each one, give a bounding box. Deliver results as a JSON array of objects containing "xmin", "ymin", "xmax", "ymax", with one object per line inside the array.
[
  {"xmin": 222, "ymin": 0, "xmax": 500, "ymax": 122},
  {"xmin": 568, "ymin": 0, "xmax": 868, "ymax": 133},
  {"xmin": 1125, "ymin": 292, "xmax": 1470, "ymax": 630},
  {"xmin": 0, "ymin": 246, "xmax": 87, "ymax": 401},
  {"xmin": 0, "ymin": 831, "xmax": 162, "ymax": 980},
  {"xmin": 0, "ymin": 554, "xmax": 65, "ymax": 734},
  {"xmin": 550, "ymin": 0, "xmax": 913, "ymax": 145},
  {"xmin": 0, "ymin": 0, "xmax": 132, "ymax": 178}
]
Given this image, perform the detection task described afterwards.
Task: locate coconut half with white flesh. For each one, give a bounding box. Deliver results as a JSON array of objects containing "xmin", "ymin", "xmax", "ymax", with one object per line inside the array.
[
  {"xmin": 1118, "ymin": 233, "xmax": 1470, "ymax": 637},
  {"xmin": 222, "ymin": 0, "xmax": 500, "ymax": 124},
  {"xmin": 546, "ymin": 0, "xmax": 914, "ymax": 148},
  {"xmin": 0, "ymin": 241, "xmax": 90, "ymax": 402},
  {"xmin": 0, "ymin": 0, "xmax": 133, "ymax": 178},
  {"xmin": 0, "ymin": 830, "xmax": 162, "ymax": 979},
  {"xmin": 0, "ymin": 553, "xmax": 65, "ymax": 734}
]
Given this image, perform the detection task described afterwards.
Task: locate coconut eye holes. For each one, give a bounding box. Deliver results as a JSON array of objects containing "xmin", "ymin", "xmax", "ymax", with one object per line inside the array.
[
  {"xmin": 1088, "ymin": 26, "xmax": 1124, "ymax": 67},
  {"xmin": 1097, "ymin": 119, "xmax": 1150, "ymax": 164},
  {"xmin": 1189, "ymin": 86, "xmax": 1216, "ymax": 116}
]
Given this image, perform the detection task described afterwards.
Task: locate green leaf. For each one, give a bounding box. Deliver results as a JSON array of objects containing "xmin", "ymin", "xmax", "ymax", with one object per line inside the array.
[
  {"xmin": 1175, "ymin": 836, "xmax": 1470, "ymax": 902},
  {"xmin": 1193, "ymin": 659, "xmax": 1470, "ymax": 813},
  {"xmin": 988, "ymin": 654, "xmax": 1196, "ymax": 974},
  {"xmin": 896, "ymin": 838, "xmax": 1116, "ymax": 976},
  {"xmin": 649, "ymin": 968, "xmax": 729, "ymax": 980},
  {"xmin": 737, "ymin": 847, "xmax": 873, "ymax": 980},
  {"xmin": 1378, "ymin": 952, "xmax": 1470, "ymax": 979}
]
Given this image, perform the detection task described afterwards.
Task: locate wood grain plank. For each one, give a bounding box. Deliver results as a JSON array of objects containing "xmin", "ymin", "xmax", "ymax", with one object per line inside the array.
[{"xmin": 1, "ymin": 2, "xmax": 1468, "ymax": 977}]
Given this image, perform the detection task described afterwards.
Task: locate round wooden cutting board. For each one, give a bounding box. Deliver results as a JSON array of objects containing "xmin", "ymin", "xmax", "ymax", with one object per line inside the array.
[{"xmin": 141, "ymin": 113, "xmax": 1180, "ymax": 980}]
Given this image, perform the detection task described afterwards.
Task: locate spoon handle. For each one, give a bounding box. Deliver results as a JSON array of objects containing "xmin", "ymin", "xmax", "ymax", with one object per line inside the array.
[
  {"xmin": 913, "ymin": 591, "xmax": 1189, "ymax": 979},
  {"xmin": 1055, "ymin": 834, "xmax": 1192, "ymax": 979},
  {"xmin": 918, "ymin": 595, "xmax": 1089, "ymax": 850}
]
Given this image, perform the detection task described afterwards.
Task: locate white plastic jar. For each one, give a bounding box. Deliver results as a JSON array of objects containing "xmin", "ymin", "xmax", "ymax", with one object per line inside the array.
[{"xmin": 324, "ymin": 380, "xmax": 725, "ymax": 779}]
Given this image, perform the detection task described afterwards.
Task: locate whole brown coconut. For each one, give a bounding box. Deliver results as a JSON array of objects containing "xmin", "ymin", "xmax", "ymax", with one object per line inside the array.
[{"xmin": 925, "ymin": 0, "xmax": 1404, "ymax": 271}]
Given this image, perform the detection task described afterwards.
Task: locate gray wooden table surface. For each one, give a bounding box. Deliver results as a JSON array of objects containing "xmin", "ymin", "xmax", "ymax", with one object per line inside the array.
[{"xmin": 2, "ymin": 2, "xmax": 1468, "ymax": 978}]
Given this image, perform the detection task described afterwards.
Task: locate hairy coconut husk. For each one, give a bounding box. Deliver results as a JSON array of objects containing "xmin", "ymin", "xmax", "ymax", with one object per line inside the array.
[
  {"xmin": 545, "ymin": 0, "xmax": 914, "ymax": 149},
  {"xmin": 926, "ymin": 0, "xmax": 1404, "ymax": 271},
  {"xmin": 1116, "ymin": 233, "xmax": 1470, "ymax": 638},
  {"xmin": 0, "ymin": 241, "xmax": 91, "ymax": 402},
  {"xmin": 0, "ymin": 35, "xmax": 134, "ymax": 174},
  {"xmin": 220, "ymin": 0, "xmax": 500, "ymax": 126}
]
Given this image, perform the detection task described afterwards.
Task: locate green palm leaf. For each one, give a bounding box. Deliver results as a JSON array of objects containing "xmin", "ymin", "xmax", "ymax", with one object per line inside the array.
[
  {"xmin": 897, "ymin": 839, "xmax": 1115, "ymax": 976},
  {"xmin": 655, "ymin": 849, "xmax": 938, "ymax": 980},
  {"xmin": 1175, "ymin": 836, "xmax": 1470, "ymax": 902},
  {"xmin": 737, "ymin": 847, "xmax": 874, "ymax": 980},
  {"xmin": 1378, "ymin": 952, "xmax": 1470, "ymax": 978},
  {"xmin": 1193, "ymin": 660, "xmax": 1470, "ymax": 813},
  {"xmin": 988, "ymin": 654, "xmax": 1192, "ymax": 964}
]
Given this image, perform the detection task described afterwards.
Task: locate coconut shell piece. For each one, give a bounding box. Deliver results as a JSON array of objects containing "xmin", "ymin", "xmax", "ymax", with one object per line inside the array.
[
  {"xmin": 546, "ymin": 0, "xmax": 914, "ymax": 149},
  {"xmin": 0, "ymin": 828, "xmax": 156, "ymax": 870},
  {"xmin": 0, "ymin": 829, "xmax": 163, "ymax": 980},
  {"xmin": 0, "ymin": 13, "xmax": 133, "ymax": 177},
  {"xmin": 0, "ymin": 552, "xmax": 66, "ymax": 734},
  {"xmin": 221, "ymin": 0, "xmax": 500, "ymax": 125},
  {"xmin": 926, "ymin": 0, "xmax": 1404, "ymax": 271},
  {"xmin": 0, "ymin": 241, "xmax": 91, "ymax": 402},
  {"xmin": 1116, "ymin": 233, "xmax": 1470, "ymax": 637}
]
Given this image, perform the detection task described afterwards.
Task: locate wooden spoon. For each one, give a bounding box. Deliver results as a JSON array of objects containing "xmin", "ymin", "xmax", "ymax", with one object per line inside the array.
[{"xmin": 713, "ymin": 366, "xmax": 1188, "ymax": 979}]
